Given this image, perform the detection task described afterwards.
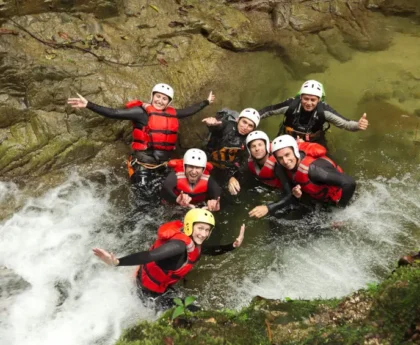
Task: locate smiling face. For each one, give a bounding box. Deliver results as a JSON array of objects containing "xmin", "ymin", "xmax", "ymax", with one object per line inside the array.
[
  {"xmin": 185, "ymin": 165, "xmax": 204, "ymax": 184},
  {"xmin": 300, "ymin": 94, "xmax": 320, "ymax": 112},
  {"xmin": 237, "ymin": 118, "xmax": 255, "ymax": 135},
  {"xmin": 274, "ymin": 147, "xmax": 298, "ymax": 170},
  {"xmin": 152, "ymin": 92, "xmax": 170, "ymax": 110},
  {"xmin": 249, "ymin": 139, "xmax": 267, "ymax": 161},
  {"xmin": 191, "ymin": 222, "xmax": 212, "ymax": 245}
]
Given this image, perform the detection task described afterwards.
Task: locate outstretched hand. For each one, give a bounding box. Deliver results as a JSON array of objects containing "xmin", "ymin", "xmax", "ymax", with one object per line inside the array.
[
  {"xmin": 249, "ymin": 205, "xmax": 269, "ymax": 218},
  {"xmin": 202, "ymin": 117, "xmax": 222, "ymax": 126},
  {"xmin": 67, "ymin": 93, "xmax": 88, "ymax": 108},
  {"xmin": 233, "ymin": 224, "xmax": 245, "ymax": 248},
  {"xmin": 93, "ymin": 248, "xmax": 119, "ymax": 266},
  {"xmin": 207, "ymin": 91, "xmax": 216, "ymax": 104},
  {"xmin": 358, "ymin": 113, "xmax": 368, "ymax": 130}
]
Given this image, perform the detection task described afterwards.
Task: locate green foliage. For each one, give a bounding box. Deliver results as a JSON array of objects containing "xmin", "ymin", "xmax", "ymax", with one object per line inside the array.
[
  {"xmin": 116, "ymin": 263, "xmax": 420, "ymax": 345},
  {"xmin": 366, "ymin": 281, "xmax": 379, "ymax": 295},
  {"xmin": 184, "ymin": 296, "xmax": 195, "ymax": 307},
  {"xmin": 171, "ymin": 296, "xmax": 197, "ymax": 321}
]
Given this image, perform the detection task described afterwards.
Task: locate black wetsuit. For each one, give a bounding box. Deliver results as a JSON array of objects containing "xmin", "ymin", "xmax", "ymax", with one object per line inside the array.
[
  {"xmin": 268, "ymin": 153, "xmax": 356, "ymax": 213},
  {"xmin": 161, "ymin": 172, "xmax": 222, "ymax": 205},
  {"xmin": 259, "ymin": 97, "xmax": 360, "ymax": 146},
  {"xmin": 86, "ymin": 100, "xmax": 210, "ymax": 164},
  {"xmin": 117, "ymin": 240, "xmax": 236, "ymax": 309},
  {"xmin": 205, "ymin": 120, "xmax": 248, "ymax": 186}
]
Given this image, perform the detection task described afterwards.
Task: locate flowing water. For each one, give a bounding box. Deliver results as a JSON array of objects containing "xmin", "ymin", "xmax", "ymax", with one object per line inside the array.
[{"xmin": 1, "ymin": 15, "xmax": 420, "ymax": 345}]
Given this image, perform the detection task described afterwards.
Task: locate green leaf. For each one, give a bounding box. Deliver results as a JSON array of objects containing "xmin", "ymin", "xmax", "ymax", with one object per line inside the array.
[
  {"xmin": 173, "ymin": 297, "xmax": 183, "ymax": 306},
  {"xmin": 171, "ymin": 306, "xmax": 185, "ymax": 320},
  {"xmin": 184, "ymin": 296, "xmax": 196, "ymax": 307},
  {"xmin": 284, "ymin": 297, "xmax": 292, "ymax": 302}
]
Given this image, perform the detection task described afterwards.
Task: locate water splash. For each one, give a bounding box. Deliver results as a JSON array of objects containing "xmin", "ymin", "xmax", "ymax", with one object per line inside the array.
[{"xmin": 0, "ymin": 172, "xmax": 154, "ymax": 345}]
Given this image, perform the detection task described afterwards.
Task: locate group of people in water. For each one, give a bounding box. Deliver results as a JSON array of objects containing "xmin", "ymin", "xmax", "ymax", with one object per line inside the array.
[{"xmin": 67, "ymin": 79, "xmax": 369, "ymax": 309}]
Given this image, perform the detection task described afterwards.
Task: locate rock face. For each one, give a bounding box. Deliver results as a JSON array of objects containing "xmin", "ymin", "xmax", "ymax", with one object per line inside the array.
[
  {"xmin": 115, "ymin": 254, "xmax": 420, "ymax": 345},
  {"xmin": 0, "ymin": 0, "xmax": 417, "ymax": 180}
]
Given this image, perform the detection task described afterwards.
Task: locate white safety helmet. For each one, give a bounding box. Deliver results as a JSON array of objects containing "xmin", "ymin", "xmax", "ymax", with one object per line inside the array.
[
  {"xmin": 238, "ymin": 108, "xmax": 260, "ymax": 128},
  {"xmin": 150, "ymin": 83, "xmax": 174, "ymax": 105},
  {"xmin": 299, "ymin": 80, "xmax": 323, "ymax": 99},
  {"xmin": 183, "ymin": 148, "xmax": 207, "ymax": 169},
  {"xmin": 245, "ymin": 131, "xmax": 270, "ymax": 156},
  {"xmin": 271, "ymin": 135, "xmax": 300, "ymax": 159}
]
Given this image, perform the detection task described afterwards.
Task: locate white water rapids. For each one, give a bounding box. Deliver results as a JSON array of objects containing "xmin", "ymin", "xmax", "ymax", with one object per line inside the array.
[{"xmin": 1, "ymin": 168, "xmax": 419, "ymax": 345}]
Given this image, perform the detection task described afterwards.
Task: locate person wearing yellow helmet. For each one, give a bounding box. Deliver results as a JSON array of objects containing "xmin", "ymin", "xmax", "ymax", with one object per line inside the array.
[{"xmin": 93, "ymin": 209, "xmax": 245, "ymax": 310}]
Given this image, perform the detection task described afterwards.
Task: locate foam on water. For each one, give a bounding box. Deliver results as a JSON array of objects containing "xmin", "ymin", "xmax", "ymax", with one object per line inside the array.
[
  {"xmin": 0, "ymin": 172, "xmax": 154, "ymax": 345},
  {"xmin": 222, "ymin": 176, "xmax": 420, "ymax": 308}
]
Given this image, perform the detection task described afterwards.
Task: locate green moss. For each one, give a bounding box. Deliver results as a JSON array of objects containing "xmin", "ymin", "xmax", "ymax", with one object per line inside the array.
[{"xmin": 115, "ymin": 262, "xmax": 420, "ymax": 345}]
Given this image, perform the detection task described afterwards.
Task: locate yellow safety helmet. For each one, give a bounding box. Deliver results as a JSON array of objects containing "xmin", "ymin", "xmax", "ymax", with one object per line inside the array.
[{"xmin": 183, "ymin": 209, "xmax": 215, "ymax": 236}]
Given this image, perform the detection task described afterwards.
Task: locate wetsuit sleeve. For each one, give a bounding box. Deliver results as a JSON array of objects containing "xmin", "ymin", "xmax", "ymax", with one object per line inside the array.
[
  {"xmin": 308, "ymin": 159, "xmax": 356, "ymax": 207},
  {"xmin": 207, "ymin": 176, "xmax": 222, "ymax": 200},
  {"xmin": 323, "ymin": 103, "xmax": 359, "ymax": 131},
  {"xmin": 160, "ymin": 171, "xmax": 178, "ymax": 204},
  {"xmin": 206, "ymin": 119, "xmax": 228, "ymax": 133},
  {"xmin": 259, "ymin": 98, "xmax": 294, "ymax": 119},
  {"xmin": 117, "ymin": 240, "xmax": 186, "ymax": 266},
  {"xmin": 86, "ymin": 101, "xmax": 148, "ymax": 125},
  {"xmin": 202, "ymin": 243, "xmax": 235, "ymax": 256},
  {"xmin": 266, "ymin": 164, "xmax": 295, "ymax": 213},
  {"xmin": 176, "ymin": 100, "xmax": 210, "ymax": 119}
]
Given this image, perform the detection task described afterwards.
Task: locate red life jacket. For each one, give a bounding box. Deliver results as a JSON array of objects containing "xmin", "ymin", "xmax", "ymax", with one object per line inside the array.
[
  {"xmin": 288, "ymin": 142, "xmax": 343, "ymax": 203},
  {"xmin": 248, "ymin": 155, "xmax": 282, "ymax": 189},
  {"xmin": 138, "ymin": 220, "xmax": 200, "ymax": 294},
  {"xmin": 168, "ymin": 159, "xmax": 213, "ymax": 204},
  {"xmin": 126, "ymin": 101, "xmax": 179, "ymax": 151}
]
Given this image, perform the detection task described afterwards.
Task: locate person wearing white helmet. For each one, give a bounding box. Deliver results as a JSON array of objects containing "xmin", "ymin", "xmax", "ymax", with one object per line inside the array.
[
  {"xmin": 258, "ymin": 80, "xmax": 369, "ymax": 147},
  {"xmin": 93, "ymin": 209, "xmax": 245, "ymax": 310},
  {"xmin": 67, "ymin": 85, "xmax": 215, "ymax": 186},
  {"xmin": 161, "ymin": 148, "xmax": 222, "ymax": 211},
  {"xmin": 245, "ymin": 130, "xmax": 283, "ymax": 189},
  {"xmin": 270, "ymin": 134, "xmax": 356, "ymax": 208},
  {"xmin": 202, "ymin": 108, "xmax": 260, "ymax": 194}
]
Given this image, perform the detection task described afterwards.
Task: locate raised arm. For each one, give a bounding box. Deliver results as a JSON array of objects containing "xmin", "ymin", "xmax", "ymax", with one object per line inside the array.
[
  {"xmin": 323, "ymin": 103, "xmax": 360, "ymax": 131},
  {"xmin": 259, "ymin": 98, "xmax": 294, "ymax": 119},
  {"xmin": 93, "ymin": 240, "xmax": 186, "ymax": 266},
  {"xmin": 176, "ymin": 91, "xmax": 215, "ymax": 119},
  {"xmin": 67, "ymin": 93, "xmax": 148, "ymax": 124},
  {"xmin": 202, "ymin": 224, "xmax": 245, "ymax": 255}
]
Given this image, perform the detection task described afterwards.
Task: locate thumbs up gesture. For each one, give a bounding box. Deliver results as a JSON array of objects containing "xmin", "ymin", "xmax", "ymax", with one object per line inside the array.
[{"xmin": 358, "ymin": 113, "xmax": 368, "ymax": 130}]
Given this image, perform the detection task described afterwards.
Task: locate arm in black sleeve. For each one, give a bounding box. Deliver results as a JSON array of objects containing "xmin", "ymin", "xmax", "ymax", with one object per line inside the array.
[
  {"xmin": 266, "ymin": 164, "xmax": 295, "ymax": 213},
  {"xmin": 86, "ymin": 101, "xmax": 148, "ymax": 125},
  {"xmin": 259, "ymin": 98, "xmax": 294, "ymax": 119},
  {"xmin": 176, "ymin": 100, "xmax": 210, "ymax": 119},
  {"xmin": 206, "ymin": 177, "xmax": 222, "ymax": 200},
  {"xmin": 160, "ymin": 171, "xmax": 178, "ymax": 204},
  {"xmin": 308, "ymin": 159, "xmax": 356, "ymax": 206},
  {"xmin": 207, "ymin": 119, "xmax": 229, "ymax": 133},
  {"xmin": 202, "ymin": 243, "xmax": 235, "ymax": 256},
  {"xmin": 117, "ymin": 240, "xmax": 186, "ymax": 266}
]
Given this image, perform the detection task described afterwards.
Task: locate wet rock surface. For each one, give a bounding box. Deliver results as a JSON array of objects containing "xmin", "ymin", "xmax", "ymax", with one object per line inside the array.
[{"xmin": 0, "ymin": 0, "xmax": 417, "ymax": 184}]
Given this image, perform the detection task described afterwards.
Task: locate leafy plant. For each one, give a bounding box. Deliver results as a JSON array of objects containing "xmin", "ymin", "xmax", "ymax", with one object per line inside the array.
[{"xmin": 171, "ymin": 296, "xmax": 196, "ymax": 320}]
